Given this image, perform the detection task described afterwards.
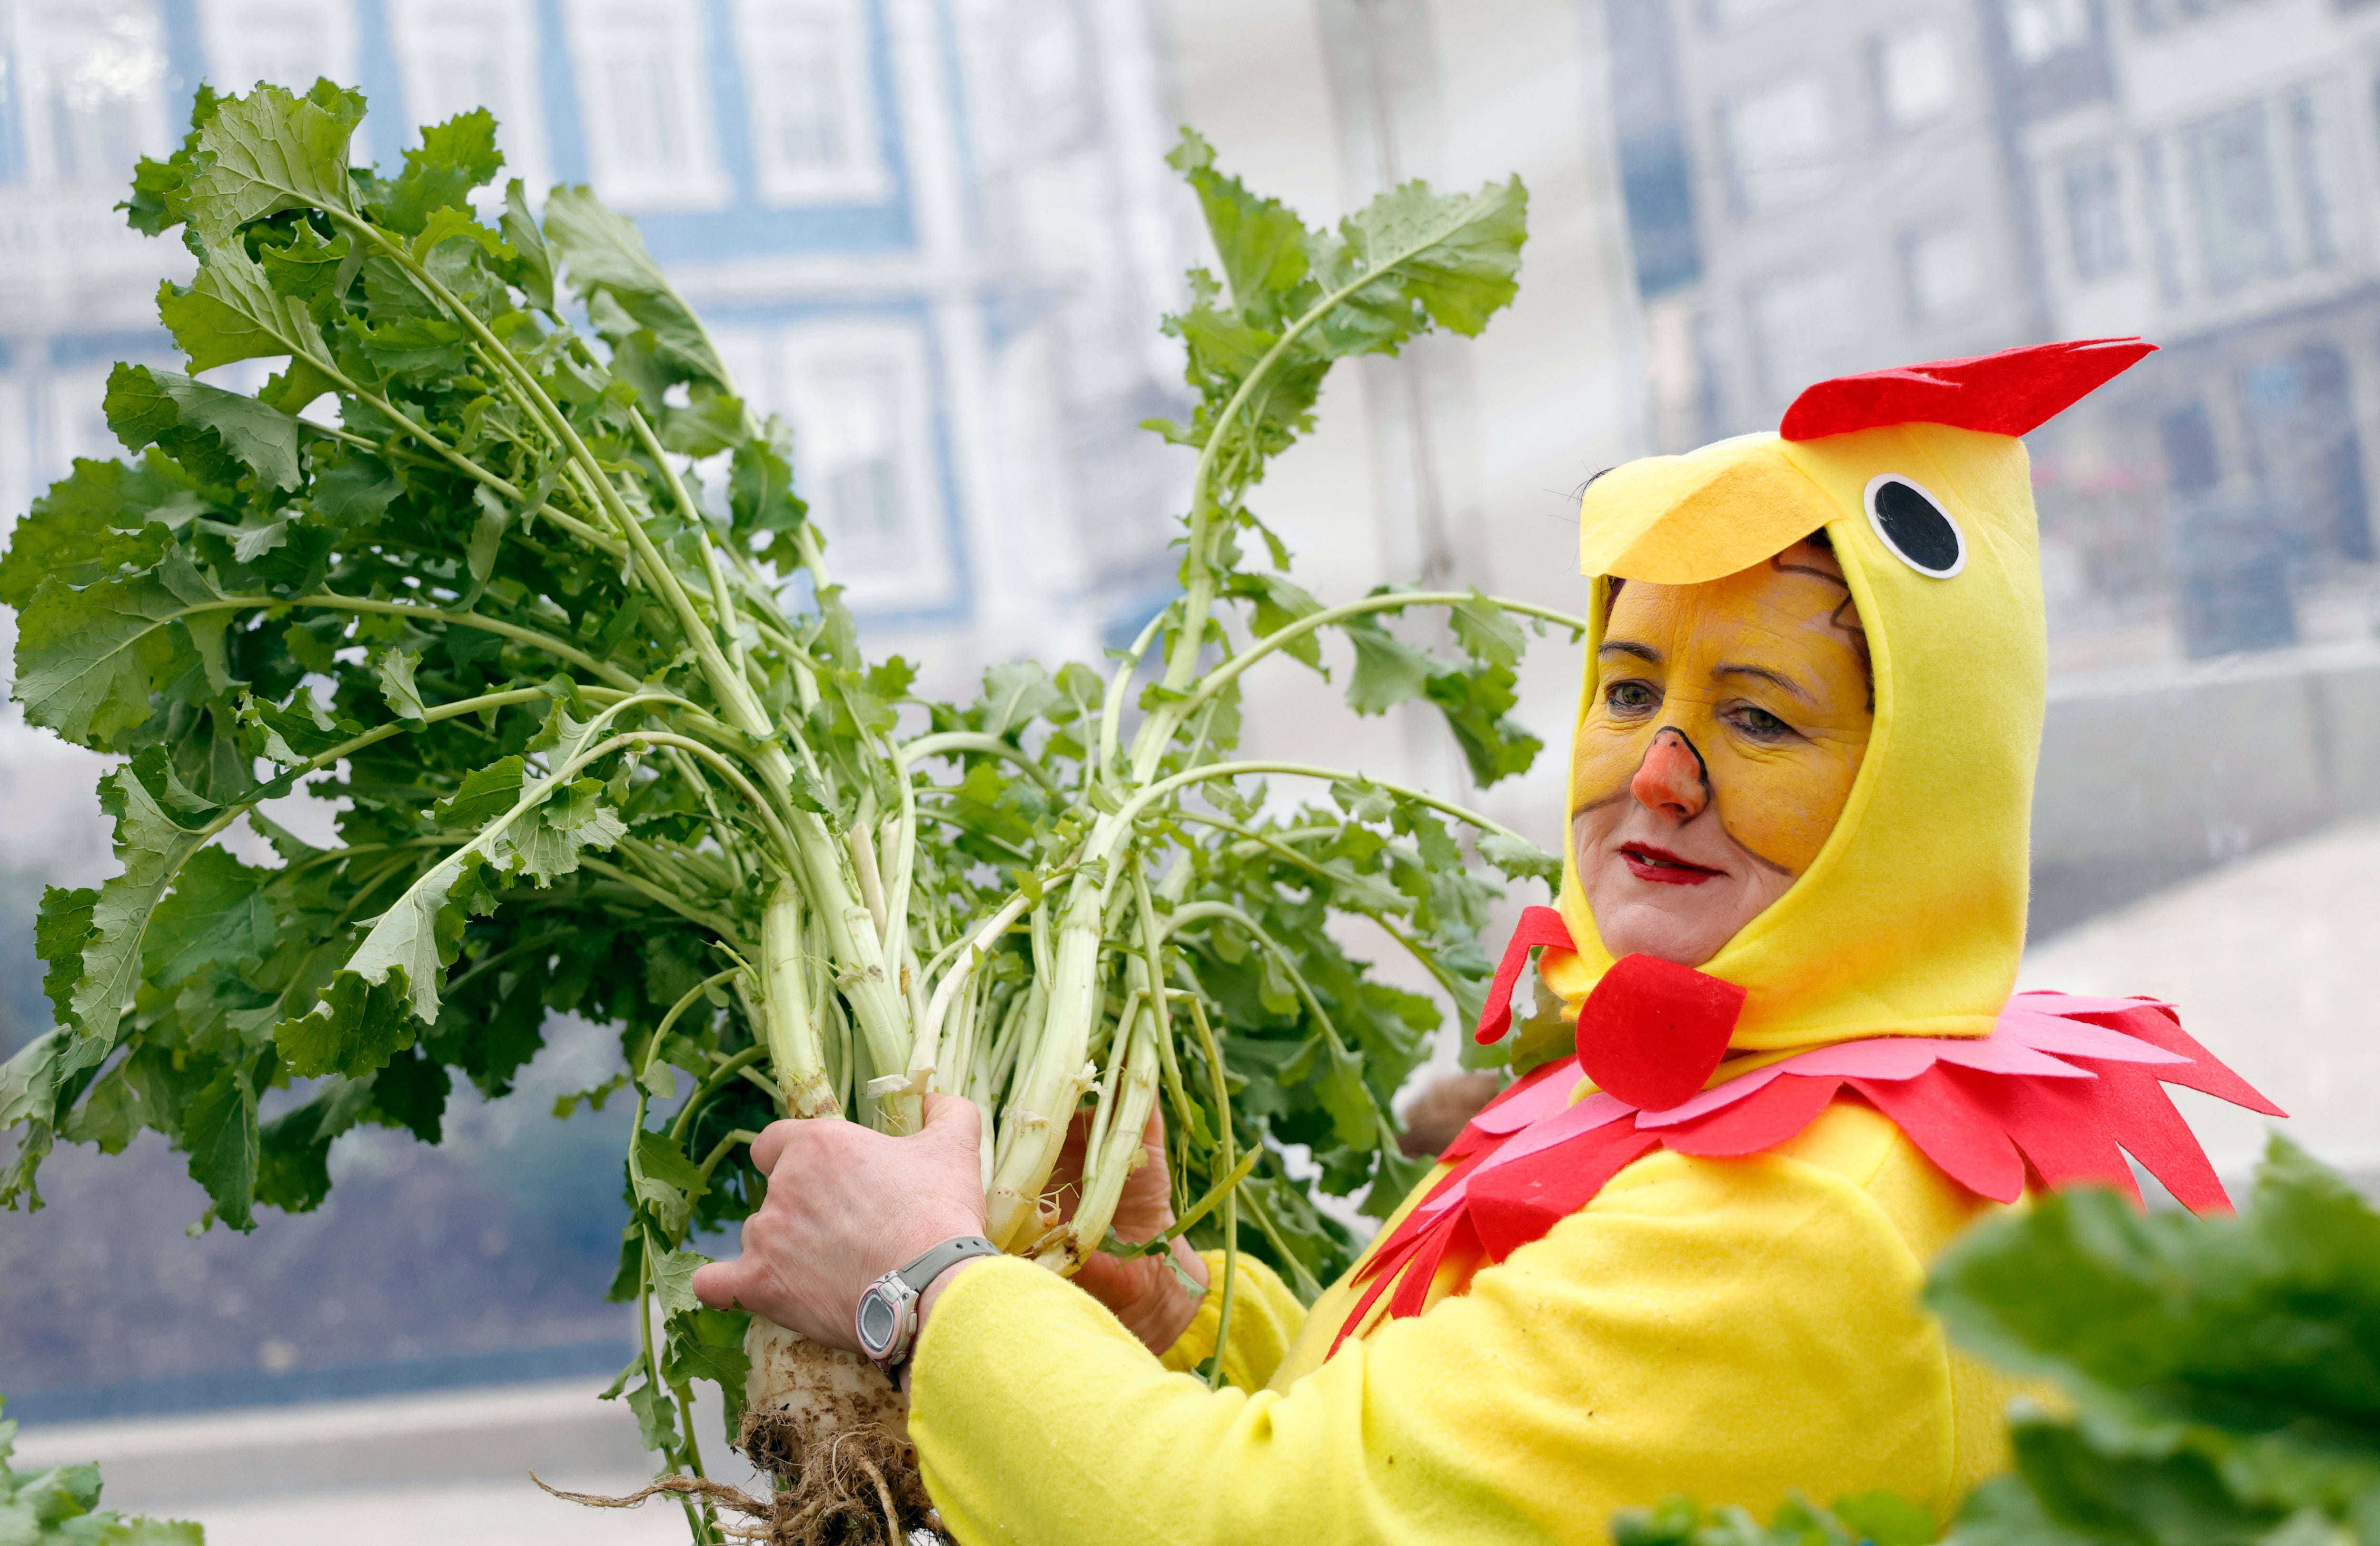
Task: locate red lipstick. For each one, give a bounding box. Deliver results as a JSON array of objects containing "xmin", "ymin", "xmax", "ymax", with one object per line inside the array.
[{"xmin": 1619, "ymin": 843, "xmax": 1723, "ymax": 886}]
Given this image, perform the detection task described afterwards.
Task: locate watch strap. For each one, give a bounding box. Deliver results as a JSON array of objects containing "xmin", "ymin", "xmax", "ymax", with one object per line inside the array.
[{"xmin": 896, "ymin": 1234, "xmax": 1001, "ymax": 1295}]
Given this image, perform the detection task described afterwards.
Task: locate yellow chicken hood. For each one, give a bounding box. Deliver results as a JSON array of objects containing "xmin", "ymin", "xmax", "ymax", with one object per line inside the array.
[{"xmin": 1540, "ymin": 340, "xmax": 2155, "ymax": 1055}]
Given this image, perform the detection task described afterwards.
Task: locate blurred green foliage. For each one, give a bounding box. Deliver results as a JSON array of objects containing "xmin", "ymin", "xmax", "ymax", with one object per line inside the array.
[{"xmin": 0, "ymin": 1396, "xmax": 200, "ymax": 1545}]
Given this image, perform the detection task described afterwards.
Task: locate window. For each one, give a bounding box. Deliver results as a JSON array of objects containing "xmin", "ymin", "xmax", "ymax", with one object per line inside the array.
[
  {"xmin": 2180, "ymin": 99, "xmax": 2304, "ymax": 293},
  {"xmin": 1902, "ymin": 221, "xmax": 1982, "ymax": 321},
  {"xmin": 2007, "ymin": 0, "xmax": 2091, "ymax": 63},
  {"xmin": 2061, "ymin": 150, "xmax": 2129, "ymax": 280},
  {"xmin": 1707, "ymin": 0, "xmax": 1802, "ymax": 27},
  {"xmin": 1724, "ymin": 77, "xmax": 1835, "ymax": 214},
  {"xmin": 387, "ymin": 0, "xmax": 549, "ymax": 196},
  {"xmin": 777, "ymin": 324, "xmax": 952, "ymax": 609},
  {"xmin": 198, "ymin": 0, "xmax": 358, "ymax": 99},
  {"xmin": 2158, "ymin": 402, "xmax": 2219, "ymax": 494},
  {"xmin": 2133, "ymin": 0, "xmax": 2261, "ymax": 31},
  {"xmin": 2286, "ymin": 89, "xmax": 2335, "ymax": 266},
  {"xmin": 17, "ymin": 1, "xmax": 169, "ymax": 186},
  {"xmin": 1876, "ymin": 29, "xmax": 1956, "ymax": 131},
  {"xmin": 737, "ymin": 0, "xmax": 889, "ymax": 205},
  {"xmin": 1745, "ymin": 262, "xmax": 1858, "ymax": 400},
  {"xmin": 563, "ymin": 0, "xmax": 730, "ymax": 210},
  {"xmin": 45, "ymin": 365, "xmax": 123, "ymax": 482}
]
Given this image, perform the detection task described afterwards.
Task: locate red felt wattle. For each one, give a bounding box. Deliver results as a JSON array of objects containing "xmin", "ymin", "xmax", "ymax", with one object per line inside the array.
[
  {"xmin": 1473, "ymin": 905, "xmax": 1577, "ymax": 1045},
  {"xmin": 1573, "ymin": 953, "xmax": 1745, "ymax": 1112},
  {"xmin": 1779, "ymin": 338, "xmax": 2155, "ymax": 443}
]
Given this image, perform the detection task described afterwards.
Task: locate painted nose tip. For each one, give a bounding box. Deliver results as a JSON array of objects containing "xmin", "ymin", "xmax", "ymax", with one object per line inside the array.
[{"xmin": 1630, "ymin": 728, "xmax": 1709, "ymax": 820}]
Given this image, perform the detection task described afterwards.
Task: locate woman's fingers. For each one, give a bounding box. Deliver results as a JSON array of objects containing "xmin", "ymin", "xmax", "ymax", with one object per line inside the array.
[{"xmin": 683, "ymin": 1098, "xmax": 991, "ymax": 1350}]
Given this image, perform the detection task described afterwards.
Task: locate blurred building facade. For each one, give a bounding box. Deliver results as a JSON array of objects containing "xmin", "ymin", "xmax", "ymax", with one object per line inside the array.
[{"xmin": 1612, "ymin": 0, "xmax": 2380, "ymax": 666}]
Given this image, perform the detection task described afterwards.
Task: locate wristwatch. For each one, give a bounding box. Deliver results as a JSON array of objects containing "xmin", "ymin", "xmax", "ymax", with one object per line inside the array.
[{"xmin": 854, "ymin": 1234, "xmax": 1002, "ymax": 1376}]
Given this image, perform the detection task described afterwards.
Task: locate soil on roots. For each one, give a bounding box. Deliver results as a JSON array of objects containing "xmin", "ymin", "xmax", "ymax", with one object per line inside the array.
[
  {"xmin": 738, "ymin": 1321, "xmax": 940, "ymax": 1546},
  {"xmin": 737, "ymin": 1406, "xmax": 938, "ymax": 1545}
]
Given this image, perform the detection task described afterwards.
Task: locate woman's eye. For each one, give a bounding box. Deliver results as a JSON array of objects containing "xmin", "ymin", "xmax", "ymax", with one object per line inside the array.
[
  {"xmin": 1728, "ymin": 704, "xmax": 1794, "ymax": 740},
  {"xmin": 1606, "ymin": 680, "xmax": 1658, "ymax": 715}
]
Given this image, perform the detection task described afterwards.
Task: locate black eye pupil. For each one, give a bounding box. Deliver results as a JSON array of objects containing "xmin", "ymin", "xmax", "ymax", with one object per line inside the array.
[{"xmin": 1869, "ymin": 479, "xmax": 1963, "ymax": 575}]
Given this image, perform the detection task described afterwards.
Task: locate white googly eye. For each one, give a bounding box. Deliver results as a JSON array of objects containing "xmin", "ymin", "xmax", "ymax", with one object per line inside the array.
[{"xmin": 1863, "ymin": 474, "xmax": 1965, "ymax": 578}]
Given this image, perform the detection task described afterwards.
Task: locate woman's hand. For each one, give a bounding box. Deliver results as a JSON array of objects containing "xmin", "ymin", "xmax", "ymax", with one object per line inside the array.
[
  {"xmin": 1046, "ymin": 1108, "xmax": 1210, "ymax": 1354},
  {"xmin": 691, "ymin": 1093, "xmax": 988, "ymax": 1352}
]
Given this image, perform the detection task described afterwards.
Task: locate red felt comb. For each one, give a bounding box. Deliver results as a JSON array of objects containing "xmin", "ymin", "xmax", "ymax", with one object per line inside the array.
[{"xmin": 1780, "ymin": 337, "xmax": 2156, "ymax": 442}]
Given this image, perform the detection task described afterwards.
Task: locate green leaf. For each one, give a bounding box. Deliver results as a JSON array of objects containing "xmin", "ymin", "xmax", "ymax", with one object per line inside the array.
[
  {"xmin": 619, "ymin": 1376, "xmax": 679, "ymax": 1453},
  {"xmin": 491, "ymin": 778, "xmax": 626, "ymax": 886},
  {"xmin": 499, "ymin": 180, "xmax": 554, "ymax": 310},
  {"xmin": 1232, "ymin": 572, "xmax": 1326, "ymax": 672},
  {"xmin": 120, "ymin": 82, "xmax": 224, "ymax": 236},
  {"xmin": 1165, "ymin": 128, "xmax": 1315, "ymax": 329},
  {"xmin": 1478, "ymin": 831, "xmax": 1562, "ymax": 886},
  {"xmin": 0, "ymin": 1032, "xmax": 65, "ymax": 1136},
  {"xmin": 1927, "ymin": 1137, "xmax": 2380, "ymax": 1441},
  {"xmin": 142, "ymin": 846, "xmax": 276, "ymax": 990},
  {"xmin": 371, "ymin": 109, "xmax": 504, "ymax": 235},
  {"xmin": 106, "ymin": 364, "xmax": 303, "ymax": 492},
  {"xmin": 1326, "ymin": 173, "xmax": 1529, "ymax": 341},
  {"xmin": 180, "ymin": 1056, "xmax": 261, "ymax": 1229},
  {"xmin": 239, "ymin": 687, "xmax": 355, "ymax": 765},
  {"xmin": 158, "ymin": 242, "xmax": 332, "ymax": 376},
  {"xmin": 728, "ymin": 422, "xmax": 804, "ymax": 534},
  {"xmin": 630, "ymin": 1127, "xmax": 708, "ymax": 1235},
  {"xmin": 183, "ymin": 81, "xmax": 363, "ymax": 245},
  {"xmin": 373, "ymin": 647, "xmax": 426, "ymax": 722},
  {"xmin": 662, "ymin": 1307, "xmax": 751, "ymax": 1416},
  {"xmin": 36, "ymin": 888, "xmax": 98, "ymax": 1028},
  {"xmin": 275, "ymin": 965, "xmax": 421, "ymax": 1080},
  {"xmin": 649, "ymin": 1247, "xmax": 708, "ymax": 1319},
  {"xmin": 13, "ymin": 571, "xmax": 206, "ymax": 749},
  {"xmin": 1343, "ymin": 619, "xmax": 1437, "ymax": 715},
  {"xmin": 65, "ymin": 753, "xmax": 223, "ymax": 1057},
  {"xmin": 1426, "ymin": 661, "xmax": 1542, "ymax": 785},
  {"xmin": 0, "ymin": 458, "xmax": 184, "ymax": 609},
  {"xmin": 433, "ymin": 756, "xmax": 526, "ymax": 828},
  {"xmin": 278, "ymin": 846, "xmax": 480, "ymax": 1073},
  {"xmin": 543, "ymin": 185, "xmax": 730, "ymax": 389},
  {"xmin": 1309, "ymin": 1042, "xmax": 1375, "ymax": 1150},
  {"xmin": 980, "ymin": 661, "xmax": 1061, "ymax": 738},
  {"xmin": 1451, "ymin": 592, "xmax": 1525, "ymax": 669},
  {"xmin": 1831, "ymin": 1491, "xmax": 1938, "ymax": 1546},
  {"xmin": 255, "ymin": 1075, "xmax": 375, "ymax": 1213}
]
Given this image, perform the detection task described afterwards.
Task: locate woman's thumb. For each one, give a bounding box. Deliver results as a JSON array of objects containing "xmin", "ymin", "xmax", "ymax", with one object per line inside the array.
[{"xmin": 920, "ymin": 1091, "xmax": 982, "ymax": 1150}]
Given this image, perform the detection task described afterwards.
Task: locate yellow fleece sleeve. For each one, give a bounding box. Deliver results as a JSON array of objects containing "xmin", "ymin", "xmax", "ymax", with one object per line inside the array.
[
  {"xmin": 907, "ymin": 1147, "xmax": 1964, "ymax": 1545},
  {"xmin": 1154, "ymin": 1251, "xmax": 1305, "ymax": 1390}
]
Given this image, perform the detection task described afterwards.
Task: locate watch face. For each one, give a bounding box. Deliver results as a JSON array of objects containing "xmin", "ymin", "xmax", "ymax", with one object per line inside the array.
[{"xmin": 858, "ymin": 1288, "xmax": 900, "ymax": 1354}]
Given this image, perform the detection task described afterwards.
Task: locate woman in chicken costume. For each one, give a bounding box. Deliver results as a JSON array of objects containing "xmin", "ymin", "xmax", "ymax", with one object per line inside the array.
[{"xmin": 694, "ymin": 339, "xmax": 2282, "ymax": 1543}]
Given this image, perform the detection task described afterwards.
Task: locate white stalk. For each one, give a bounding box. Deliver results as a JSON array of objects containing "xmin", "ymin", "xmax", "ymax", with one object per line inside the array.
[{"xmin": 760, "ymin": 879, "xmax": 836, "ymax": 1119}]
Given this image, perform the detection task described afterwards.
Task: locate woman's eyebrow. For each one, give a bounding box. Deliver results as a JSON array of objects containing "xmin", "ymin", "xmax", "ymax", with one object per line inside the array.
[
  {"xmin": 1598, "ymin": 640, "xmax": 1660, "ymax": 665},
  {"xmin": 1714, "ymin": 663, "xmax": 1813, "ymax": 702}
]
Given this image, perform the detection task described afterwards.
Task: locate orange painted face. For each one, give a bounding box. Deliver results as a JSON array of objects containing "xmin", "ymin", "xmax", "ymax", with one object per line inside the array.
[{"xmin": 1571, "ymin": 539, "xmax": 1874, "ymax": 967}]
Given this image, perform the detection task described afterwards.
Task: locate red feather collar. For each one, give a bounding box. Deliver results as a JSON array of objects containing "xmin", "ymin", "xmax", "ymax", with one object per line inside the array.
[{"xmin": 1334, "ymin": 908, "xmax": 2283, "ymax": 1353}]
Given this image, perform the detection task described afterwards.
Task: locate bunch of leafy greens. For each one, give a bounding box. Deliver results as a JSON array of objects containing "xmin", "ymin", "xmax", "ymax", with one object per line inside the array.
[
  {"xmin": 1930, "ymin": 1136, "xmax": 2379, "ymax": 1546},
  {"xmin": 1614, "ymin": 1138, "xmax": 2380, "ymax": 1546},
  {"xmin": 1614, "ymin": 1493, "xmax": 1941, "ymax": 1546},
  {"xmin": 0, "ymin": 1396, "xmax": 201, "ymax": 1546},
  {"xmin": 0, "ymin": 81, "xmax": 1578, "ymax": 1507}
]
